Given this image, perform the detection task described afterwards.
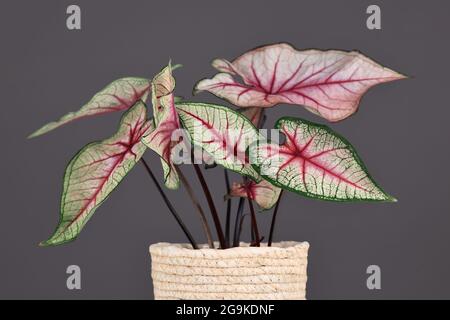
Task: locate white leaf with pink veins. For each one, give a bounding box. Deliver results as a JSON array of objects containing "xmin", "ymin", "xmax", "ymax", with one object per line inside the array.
[{"xmin": 195, "ymin": 43, "xmax": 405, "ymax": 122}]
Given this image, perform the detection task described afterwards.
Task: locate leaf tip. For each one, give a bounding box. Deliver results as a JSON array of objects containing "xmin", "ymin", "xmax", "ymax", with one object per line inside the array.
[
  {"xmin": 27, "ymin": 128, "xmax": 44, "ymax": 139},
  {"xmin": 192, "ymin": 80, "xmax": 203, "ymax": 96},
  {"xmin": 39, "ymin": 234, "xmax": 76, "ymax": 247},
  {"xmin": 388, "ymin": 195, "xmax": 398, "ymax": 203},
  {"xmin": 399, "ymin": 73, "xmax": 412, "ymax": 81},
  {"xmin": 211, "ymin": 58, "xmax": 225, "ymax": 70},
  {"xmin": 394, "ymin": 71, "xmax": 409, "ymax": 80},
  {"xmin": 382, "ymin": 193, "xmax": 397, "ymax": 203},
  {"xmin": 192, "ymin": 77, "xmax": 212, "ymax": 96},
  {"xmin": 38, "ymin": 240, "xmax": 50, "ymax": 247},
  {"xmin": 172, "ymin": 63, "xmax": 183, "ymax": 71},
  {"xmin": 381, "ymin": 65, "xmax": 409, "ymax": 81},
  {"xmin": 27, "ymin": 132, "xmax": 38, "ymax": 139}
]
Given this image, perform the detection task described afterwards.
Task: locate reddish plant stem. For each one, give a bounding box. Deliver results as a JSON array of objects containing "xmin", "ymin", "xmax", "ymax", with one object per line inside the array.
[
  {"xmin": 224, "ymin": 169, "xmax": 232, "ymax": 247},
  {"xmin": 268, "ymin": 190, "xmax": 284, "ymax": 247},
  {"xmin": 140, "ymin": 159, "xmax": 198, "ymax": 249},
  {"xmin": 232, "ymin": 197, "xmax": 245, "ymax": 247},
  {"xmin": 230, "ymin": 109, "xmax": 267, "ymax": 248},
  {"xmin": 193, "ymin": 164, "xmax": 227, "ymax": 249},
  {"xmin": 237, "ymin": 213, "xmax": 247, "ymax": 244},
  {"xmin": 246, "ymin": 191, "xmax": 260, "ymax": 247},
  {"xmin": 251, "ymin": 220, "xmax": 255, "ymax": 243},
  {"xmin": 176, "ymin": 166, "xmax": 214, "ymax": 248}
]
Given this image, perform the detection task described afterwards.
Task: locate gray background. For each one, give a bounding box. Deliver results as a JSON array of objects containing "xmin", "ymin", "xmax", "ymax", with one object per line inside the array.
[{"xmin": 0, "ymin": 0, "xmax": 448, "ymax": 299}]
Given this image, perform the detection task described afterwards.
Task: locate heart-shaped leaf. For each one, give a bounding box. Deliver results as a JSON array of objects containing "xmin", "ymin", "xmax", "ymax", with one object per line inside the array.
[
  {"xmin": 249, "ymin": 117, "xmax": 395, "ymax": 202},
  {"xmin": 229, "ymin": 179, "xmax": 281, "ymax": 210},
  {"xmin": 29, "ymin": 77, "xmax": 150, "ymax": 138},
  {"xmin": 195, "ymin": 43, "xmax": 405, "ymax": 122},
  {"xmin": 142, "ymin": 63, "xmax": 181, "ymax": 189},
  {"xmin": 175, "ymin": 102, "xmax": 261, "ymax": 181},
  {"xmin": 41, "ymin": 101, "xmax": 152, "ymax": 246}
]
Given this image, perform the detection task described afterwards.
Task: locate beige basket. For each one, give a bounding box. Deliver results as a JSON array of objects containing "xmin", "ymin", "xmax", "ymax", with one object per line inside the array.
[{"xmin": 149, "ymin": 241, "xmax": 309, "ymax": 300}]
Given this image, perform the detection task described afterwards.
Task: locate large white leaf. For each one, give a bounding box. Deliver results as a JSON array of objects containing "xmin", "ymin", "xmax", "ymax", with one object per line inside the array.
[
  {"xmin": 176, "ymin": 102, "xmax": 261, "ymax": 181},
  {"xmin": 41, "ymin": 101, "xmax": 152, "ymax": 246},
  {"xmin": 249, "ymin": 117, "xmax": 395, "ymax": 202},
  {"xmin": 195, "ymin": 43, "xmax": 405, "ymax": 122}
]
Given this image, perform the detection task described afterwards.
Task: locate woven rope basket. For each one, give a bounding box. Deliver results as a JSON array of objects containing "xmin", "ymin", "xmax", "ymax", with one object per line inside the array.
[{"xmin": 150, "ymin": 241, "xmax": 309, "ymax": 300}]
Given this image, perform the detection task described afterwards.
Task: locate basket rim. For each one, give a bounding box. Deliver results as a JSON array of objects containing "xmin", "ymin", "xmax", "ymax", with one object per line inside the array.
[{"xmin": 149, "ymin": 241, "xmax": 309, "ymax": 258}]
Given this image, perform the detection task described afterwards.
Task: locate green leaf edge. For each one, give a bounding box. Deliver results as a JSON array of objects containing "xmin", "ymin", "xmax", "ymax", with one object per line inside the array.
[
  {"xmin": 28, "ymin": 77, "xmax": 151, "ymax": 139},
  {"xmin": 40, "ymin": 102, "xmax": 149, "ymax": 246},
  {"xmin": 249, "ymin": 116, "xmax": 397, "ymax": 203},
  {"xmin": 175, "ymin": 101, "xmax": 262, "ymax": 182}
]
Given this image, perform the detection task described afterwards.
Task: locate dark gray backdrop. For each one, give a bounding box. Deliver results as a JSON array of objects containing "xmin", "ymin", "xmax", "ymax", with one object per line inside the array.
[{"xmin": 1, "ymin": 0, "xmax": 448, "ymax": 299}]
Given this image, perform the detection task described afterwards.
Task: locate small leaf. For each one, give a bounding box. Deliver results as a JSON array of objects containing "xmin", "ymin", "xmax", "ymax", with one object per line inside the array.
[
  {"xmin": 249, "ymin": 117, "xmax": 395, "ymax": 202},
  {"xmin": 152, "ymin": 64, "xmax": 176, "ymax": 125},
  {"xmin": 229, "ymin": 179, "xmax": 281, "ymax": 210},
  {"xmin": 143, "ymin": 93, "xmax": 181, "ymax": 189},
  {"xmin": 41, "ymin": 101, "xmax": 152, "ymax": 246},
  {"xmin": 195, "ymin": 43, "xmax": 405, "ymax": 122},
  {"xmin": 176, "ymin": 102, "xmax": 261, "ymax": 181},
  {"xmin": 142, "ymin": 63, "xmax": 181, "ymax": 189},
  {"xmin": 29, "ymin": 77, "xmax": 150, "ymax": 138}
]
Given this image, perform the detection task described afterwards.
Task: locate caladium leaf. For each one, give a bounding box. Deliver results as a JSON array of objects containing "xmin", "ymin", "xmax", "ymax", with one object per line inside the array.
[
  {"xmin": 144, "ymin": 94, "xmax": 181, "ymax": 189},
  {"xmin": 249, "ymin": 117, "xmax": 395, "ymax": 202},
  {"xmin": 29, "ymin": 77, "xmax": 151, "ymax": 138},
  {"xmin": 175, "ymin": 102, "xmax": 261, "ymax": 181},
  {"xmin": 195, "ymin": 43, "xmax": 405, "ymax": 122},
  {"xmin": 142, "ymin": 63, "xmax": 181, "ymax": 189},
  {"xmin": 152, "ymin": 64, "xmax": 176, "ymax": 124},
  {"xmin": 40, "ymin": 101, "xmax": 152, "ymax": 246},
  {"xmin": 229, "ymin": 179, "xmax": 281, "ymax": 210}
]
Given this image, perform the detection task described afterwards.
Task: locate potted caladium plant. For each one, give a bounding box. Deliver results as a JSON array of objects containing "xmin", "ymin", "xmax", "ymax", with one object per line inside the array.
[{"xmin": 30, "ymin": 43, "xmax": 404, "ymax": 300}]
